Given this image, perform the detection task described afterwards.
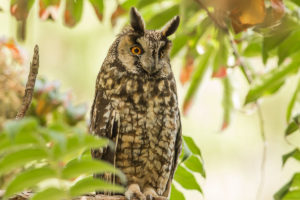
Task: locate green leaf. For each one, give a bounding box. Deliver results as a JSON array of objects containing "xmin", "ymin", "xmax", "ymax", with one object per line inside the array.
[
  {"xmin": 4, "ymin": 167, "xmax": 57, "ymax": 198},
  {"xmin": 184, "ymin": 155, "xmax": 205, "ymax": 178},
  {"xmin": 282, "ymin": 149, "xmax": 300, "ymax": 166},
  {"xmin": 262, "ymin": 16, "xmax": 300, "ymax": 63},
  {"xmin": 180, "ymin": 139, "xmax": 192, "ymax": 163},
  {"xmin": 70, "ymin": 176, "xmax": 124, "ymax": 197},
  {"xmin": 285, "ymin": 121, "xmax": 299, "ymax": 137},
  {"xmin": 137, "ymin": 0, "xmax": 160, "ymax": 9},
  {"xmin": 52, "ymin": 133, "xmax": 109, "ymax": 160},
  {"xmin": 286, "ymin": 79, "xmax": 300, "ymax": 122},
  {"xmin": 274, "ymin": 179, "xmax": 292, "ymax": 200},
  {"xmin": 147, "ymin": 5, "xmax": 179, "ymax": 29},
  {"xmin": 174, "ymin": 165, "xmax": 202, "ymax": 193},
  {"xmin": 170, "ymin": 184, "xmax": 185, "ymax": 200},
  {"xmin": 245, "ymin": 60, "xmax": 300, "ymax": 104},
  {"xmin": 10, "ymin": 0, "xmax": 35, "ymax": 20},
  {"xmin": 62, "ymin": 158, "xmax": 126, "ymax": 184},
  {"xmin": 183, "ymin": 45, "xmax": 214, "ymax": 109},
  {"xmin": 290, "ymin": 0, "xmax": 300, "ymax": 6},
  {"xmin": 283, "ymin": 190, "xmax": 300, "ymax": 200},
  {"xmin": 278, "ymin": 30, "xmax": 300, "ymax": 65},
  {"xmin": 121, "ymin": 0, "xmax": 139, "ymax": 10},
  {"xmin": 31, "ymin": 187, "xmax": 68, "ymax": 200},
  {"xmin": 170, "ymin": 34, "xmax": 188, "ymax": 58},
  {"xmin": 183, "ymin": 136, "xmax": 202, "ymax": 158},
  {"xmin": 64, "ymin": 0, "xmax": 83, "ymax": 27},
  {"xmin": 0, "ymin": 147, "xmax": 49, "ymax": 174},
  {"xmin": 221, "ymin": 77, "xmax": 232, "ymax": 130},
  {"xmin": 89, "ymin": 0, "xmax": 104, "ymax": 21},
  {"xmin": 4, "ymin": 118, "xmax": 38, "ymax": 139},
  {"xmin": 243, "ymin": 41, "xmax": 262, "ymax": 57}
]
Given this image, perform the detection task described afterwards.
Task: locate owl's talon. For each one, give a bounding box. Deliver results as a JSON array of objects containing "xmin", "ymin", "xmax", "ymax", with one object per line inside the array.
[
  {"xmin": 146, "ymin": 194, "xmax": 153, "ymax": 200},
  {"xmin": 125, "ymin": 183, "xmax": 146, "ymax": 200}
]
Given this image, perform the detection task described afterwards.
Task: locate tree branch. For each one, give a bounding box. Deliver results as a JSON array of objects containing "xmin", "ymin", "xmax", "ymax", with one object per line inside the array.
[
  {"xmin": 16, "ymin": 45, "xmax": 39, "ymax": 120},
  {"xmin": 193, "ymin": 1, "xmax": 267, "ymax": 199}
]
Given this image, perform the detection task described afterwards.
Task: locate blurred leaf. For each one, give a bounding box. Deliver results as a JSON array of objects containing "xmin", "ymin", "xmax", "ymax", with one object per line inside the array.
[
  {"xmin": 212, "ymin": 32, "xmax": 228, "ymax": 78},
  {"xmin": 10, "ymin": 0, "xmax": 35, "ymax": 21},
  {"xmin": 285, "ymin": 121, "xmax": 299, "ymax": 137},
  {"xmin": 70, "ymin": 176, "xmax": 124, "ymax": 197},
  {"xmin": 4, "ymin": 167, "xmax": 57, "ymax": 198},
  {"xmin": 111, "ymin": 4, "xmax": 126, "ymax": 27},
  {"xmin": 147, "ymin": 5, "xmax": 179, "ymax": 29},
  {"xmin": 278, "ymin": 30, "xmax": 300, "ymax": 65},
  {"xmin": 136, "ymin": 0, "xmax": 160, "ymax": 9},
  {"xmin": 31, "ymin": 187, "xmax": 67, "ymax": 200},
  {"xmin": 245, "ymin": 59, "xmax": 300, "ymax": 104},
  {"xmin": 286, "ymin": 79, "xmax": 300, "ymax": 122},
  {"xmin": 4, "ymin": 118, "xmax": 38, "ymax": 139},
  {"xmin": 180, "ymin": 139, "xmax": 192, "ymax": 163},
  {"xmin": 282, "ymin": 149, "xmax": 300, "ymax": 166},
  {"xmin": 0, "ymin": 147, "xmax": 49, "ymax": 174},
  {"xmin": 184, "ymin": 155, "xmax": 205, "ymax": 178},
  {"xmin": 64, "ymin": 0, "xmax": 83, "ymax": 27},
  {"xmin": 283, "ymin": 190, "xmax": 300, "ymax": 200},
  {"xmin": 290, "ymin": 0, "xmax": 300, "ymax": 6},
  {"xmin": 230, "ymin": 0, "xmax": 265, "ymax": 33},
  {"xmin": 62, "ymin": 158, "xmax": 126, "ymax": 184},
  {"xmin": 243, "ymin": 41, "xmax": 262, "ymax": 57},
  {"xmin": 262, "ymin": 16, "xmax": 300, "ymax": 63},
  {"xmin": 180, "ymin": 53, "xmax": 195, "ymax": 85},
  {"xmin": 221, "ymin": 77, "xmax": 233, "ymax": 130},
  {"xmin": 170, "ymin": 184, "xmax": 185, "ymax": 200},
  {"xmin": 64, "ymin": 103, "xmax": 87, "ymax": 126},
  {"xmin": 183, "ymin": 136, "xmax": 202, "ymax": 158},
  {"xmin": 274, "ymin": 173, "xmax": 300, "ymax": 200},
  {"xmin": 174, "ymin": 165, "xmax": 202, "ymax": 193},
  {"xmin": 170, "ymin": 34, "xmax": 188, "ymax": 58},
  {"xmin": 183, "ymin": 45, "xmax": 214, "ymax": 114},
  {"xmin": 53, "ymin": 134, "xmax": 109, "ymax": 160},
  {"xmin": 274, "ymin": 179, "xmax": 292, "ymax": 200},
  {"xmin": 121, "ymin": 0, "xmax": 139, "ymax": 10},
  {"xmin": 39, "ymin": 0, "xmax": 60, "ymax": 20},
  {"xmin": 89, "ymin": 0, "xmax": 104, "ymax": 21}
]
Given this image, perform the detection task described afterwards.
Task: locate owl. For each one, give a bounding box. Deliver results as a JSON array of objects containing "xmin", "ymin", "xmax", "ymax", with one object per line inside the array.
[{"xmin": 90, "ymin": 7, "xmax": 182, "ymax": 200}]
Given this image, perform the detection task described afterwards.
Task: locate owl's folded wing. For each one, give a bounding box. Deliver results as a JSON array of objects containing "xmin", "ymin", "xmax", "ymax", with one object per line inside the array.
[
  {"xmin": 163, "ymin": 112, "xmax": 182, "ymax": 197},
  {"xmin": 89, "ymin": 77, "xmax": 119, "ymax": 164}
]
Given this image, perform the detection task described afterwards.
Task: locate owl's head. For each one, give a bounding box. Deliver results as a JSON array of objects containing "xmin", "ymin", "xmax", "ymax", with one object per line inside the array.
[{"xmin": 116, "ymin": 7, "xmax": 180, "ymax": 76}]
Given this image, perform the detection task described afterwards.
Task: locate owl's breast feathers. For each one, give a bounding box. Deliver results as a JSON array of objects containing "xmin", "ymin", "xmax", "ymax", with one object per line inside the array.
[{"xmin": 90, "ymin": 62, "xmax": 182, "ymax": 195}]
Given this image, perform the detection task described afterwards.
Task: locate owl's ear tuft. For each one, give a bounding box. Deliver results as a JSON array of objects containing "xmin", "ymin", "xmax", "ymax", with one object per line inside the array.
[
  {"xmin": 161, "ymin": 16, "xmax": 180, "ymax": 37},
  {"xmin": 130, "ymin": 7, "xmax": 145, "ymax": 34}
]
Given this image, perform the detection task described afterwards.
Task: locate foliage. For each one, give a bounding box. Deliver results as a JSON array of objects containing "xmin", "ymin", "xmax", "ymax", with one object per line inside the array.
[
  {"xmin": 170, "ymin": 136, "xmax": 205, "ymax": 199},
  {"xmin": 0, "ymin": 117, "xmax": 125, "ymax": 199},
  {"xmin": 4, "ymin": 0, "xmax": 300, "ymax": 199}
]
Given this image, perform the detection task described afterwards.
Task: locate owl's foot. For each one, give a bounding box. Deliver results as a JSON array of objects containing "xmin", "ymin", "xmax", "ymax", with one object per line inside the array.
[
  {"xmin": 125, "ymin": 183, "xmax": 146, "ymax": 200},
  {"xmin": 143, "ymin": 187, "xmax": 167, "ymax": 200}
]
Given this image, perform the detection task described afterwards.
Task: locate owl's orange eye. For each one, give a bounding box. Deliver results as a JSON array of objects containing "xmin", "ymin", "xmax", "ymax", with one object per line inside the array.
[{"xmin": 131, "ymin": 46, "xmax": 142, "ymax": 55}]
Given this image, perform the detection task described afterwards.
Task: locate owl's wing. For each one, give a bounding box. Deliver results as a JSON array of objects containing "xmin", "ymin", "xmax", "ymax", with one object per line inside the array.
[
  {"xmin": 89, "ymin": 74, "xmax": 119, "ymax": 164},
  {"xmin": 163, "ymin": 112, "xmax": 182, "ymax": 197}
]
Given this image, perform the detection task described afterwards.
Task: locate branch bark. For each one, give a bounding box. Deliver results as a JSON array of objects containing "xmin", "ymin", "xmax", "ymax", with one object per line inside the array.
[{"xmin": 16, "ymin": 45, "xmax": 39, "ymax": 120}]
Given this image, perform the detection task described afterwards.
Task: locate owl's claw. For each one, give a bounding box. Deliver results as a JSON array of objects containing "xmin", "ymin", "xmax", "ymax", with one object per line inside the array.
[
  {"xmin": 143, "ymin": 187, "xmax": 167, "ymax": 200},
  {"xmin": 125, "ymin": 183, "xmax": 146, "ymax": 200}
]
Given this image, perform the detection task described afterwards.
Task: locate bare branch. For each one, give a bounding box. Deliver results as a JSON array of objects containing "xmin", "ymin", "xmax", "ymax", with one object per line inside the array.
[{"xmin": 16, "ymin": 45, "xmax": 39, "ymax": 120}]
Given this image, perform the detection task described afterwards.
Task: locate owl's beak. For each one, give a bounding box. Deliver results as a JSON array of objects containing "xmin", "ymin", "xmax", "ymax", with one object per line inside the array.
[{"xmin": 142, "ymin": 64, "xmax": 157, "ymax": 75}]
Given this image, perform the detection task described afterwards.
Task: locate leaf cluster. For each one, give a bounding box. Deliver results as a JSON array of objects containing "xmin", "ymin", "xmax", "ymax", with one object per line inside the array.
[{"xmin": 0, "ymin": 118, "xmax": 125, "ymax": 200}]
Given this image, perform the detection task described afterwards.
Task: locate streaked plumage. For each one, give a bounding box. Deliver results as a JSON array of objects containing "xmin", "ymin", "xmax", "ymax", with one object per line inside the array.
[{"xmin": 90, "ymin": 7, "xmax": 182, "ymax": 200}]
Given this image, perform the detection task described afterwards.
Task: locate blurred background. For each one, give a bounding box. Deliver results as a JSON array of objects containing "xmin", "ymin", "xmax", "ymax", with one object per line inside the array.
[{"xmin": 1, "ymin": 0, "xmax": 300, "ymax": 200}]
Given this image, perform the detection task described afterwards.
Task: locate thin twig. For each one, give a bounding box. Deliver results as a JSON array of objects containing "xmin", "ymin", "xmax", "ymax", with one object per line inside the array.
[
  {"xmin": 194, "ymin": 0, "xmax": 228, "ymax": 31},
  {"xmin": 256, "ymin": 104, "xmax": 267, "ymax": 200},
  {"xmin": 193, "ymin": 1, "xmax": 267, "ymax": 199},
  {"xmin": 16, "ymin": 45, "xmax": 39, "ymax": 120}
]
